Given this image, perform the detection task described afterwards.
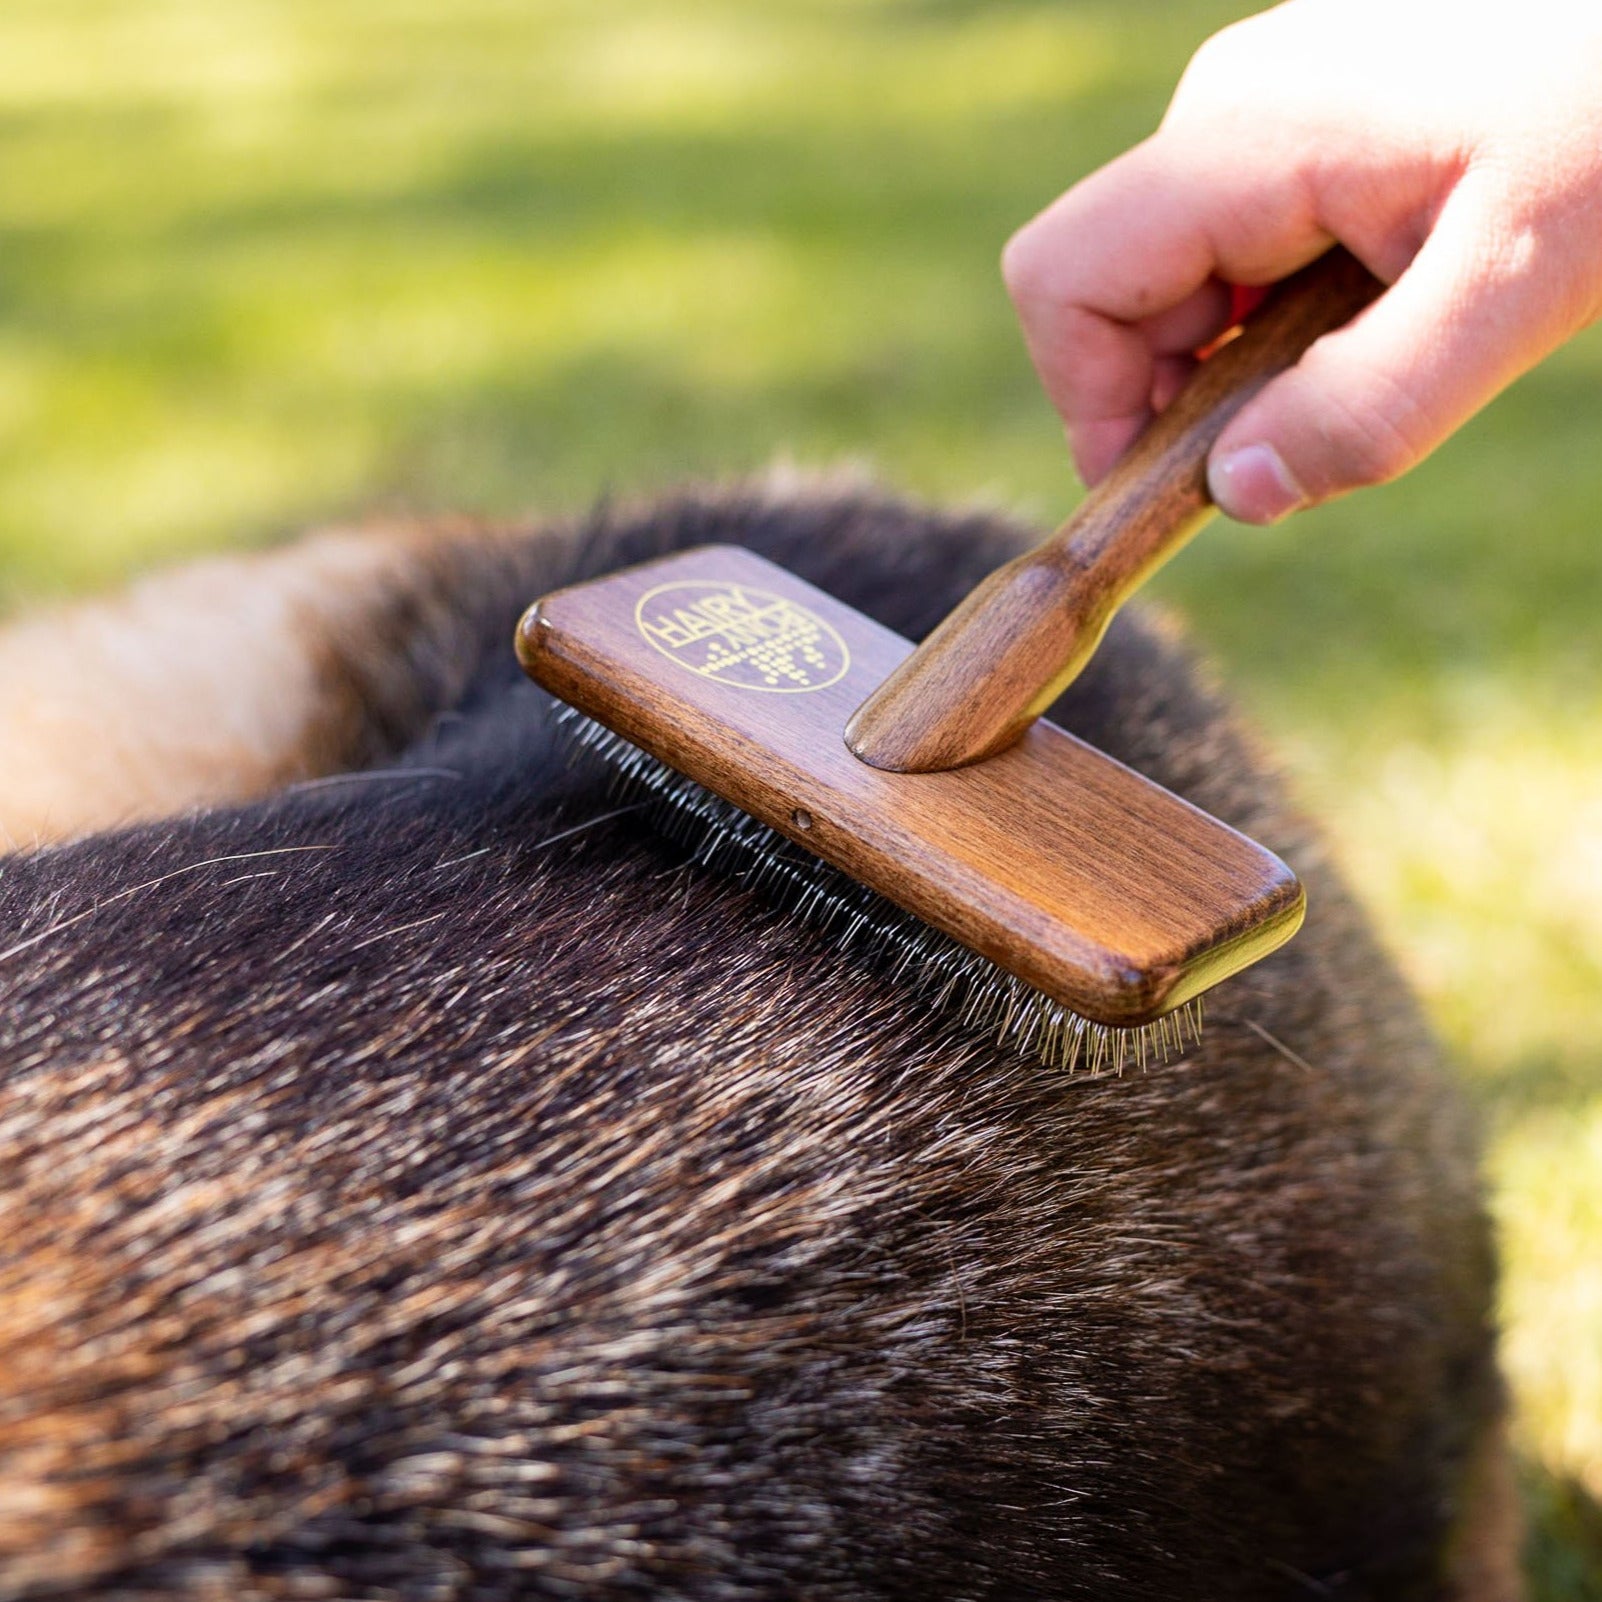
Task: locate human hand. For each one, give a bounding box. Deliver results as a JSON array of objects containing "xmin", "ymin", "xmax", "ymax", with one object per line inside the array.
[{"xmin": 1002, "ymin": 0, "xmax": 1602, "ymax": 522}]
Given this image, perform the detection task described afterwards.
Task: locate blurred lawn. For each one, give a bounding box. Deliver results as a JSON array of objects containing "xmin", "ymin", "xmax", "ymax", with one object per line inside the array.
[{"xmin": 2, "ymin": 0, "xmax": 1599, "ymax": 1588}]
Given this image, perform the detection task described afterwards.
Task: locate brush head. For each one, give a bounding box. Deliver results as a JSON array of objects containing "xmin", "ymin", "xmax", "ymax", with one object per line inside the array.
[
  {"xmin": 516, "ymin": 546, "xmax": 1304, "ymax": 1057},
  {"xmin": 550, "ymin": 707, "xmax": 1204, "ymax": 1074}
]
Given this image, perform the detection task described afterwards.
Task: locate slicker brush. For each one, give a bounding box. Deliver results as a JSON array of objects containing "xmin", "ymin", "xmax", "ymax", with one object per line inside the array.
[{"xmin": 517, "ymin": 247, "xmax": 1384, "ymax": 1071}]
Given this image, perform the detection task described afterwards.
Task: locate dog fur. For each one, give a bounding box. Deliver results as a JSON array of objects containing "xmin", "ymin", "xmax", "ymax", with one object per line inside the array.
[{"xmin": 0, "ymin": 485, "xmax": 1519, "ymax": 1599}]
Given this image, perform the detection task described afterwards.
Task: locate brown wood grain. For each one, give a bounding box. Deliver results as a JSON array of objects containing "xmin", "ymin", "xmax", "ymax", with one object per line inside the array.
[
  {"xmin": 517, "ymin": 546, "xmax": 1305, "ymax": 1028},
  {"xmin": 845, "ymin": 246, "xmax": 1386, "ymax": 772}
]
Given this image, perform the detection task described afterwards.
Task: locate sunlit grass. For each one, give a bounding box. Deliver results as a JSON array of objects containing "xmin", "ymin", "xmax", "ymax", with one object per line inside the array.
[
  {"xmin": 1294, "ymin": 691, "xmax": 1602, "ymax": 1535},
  {"xmin": 1333, "ymin": 708, "xmax": 1602, "ymax": 1072},
  {"xmin": 0, "ymin": 0, "xmax": 1202, "ymax": 597},
  {"xmin": 1, "ymin": 0, "xmax": 1598, "ymax": 1586},
  {"xmin": 1498, "ymin": 1103, "xmax": 1602, "ymax": 1497}
]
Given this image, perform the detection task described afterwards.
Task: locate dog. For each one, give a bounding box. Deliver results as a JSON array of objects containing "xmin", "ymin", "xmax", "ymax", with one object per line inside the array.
[{"xmin": 0, "ymin": 483, "xmax": 1520, "ymax": 1599}]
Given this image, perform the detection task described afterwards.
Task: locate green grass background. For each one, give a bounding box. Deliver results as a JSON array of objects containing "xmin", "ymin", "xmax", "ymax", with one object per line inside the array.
[{"xmin": 1, "ymin": 0, "xmax": 1598, "ymax": 1588}]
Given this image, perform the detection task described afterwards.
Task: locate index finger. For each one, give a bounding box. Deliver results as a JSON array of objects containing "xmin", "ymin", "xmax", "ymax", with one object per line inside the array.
[{"xmin": 1001, "ymin": 134, "xmax": 1332, "ymax": 482}]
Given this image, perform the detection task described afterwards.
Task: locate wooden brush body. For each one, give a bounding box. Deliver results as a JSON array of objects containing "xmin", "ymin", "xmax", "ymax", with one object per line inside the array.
[{"xmin": 517, "ymin": 545, "xmax": 1304, "ymax": 1032}]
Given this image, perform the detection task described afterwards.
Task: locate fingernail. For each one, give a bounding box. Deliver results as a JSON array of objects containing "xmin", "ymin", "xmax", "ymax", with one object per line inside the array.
[{"xmin": 1208, "ymin": 444, "xmax": 1307, "ymax": 525}]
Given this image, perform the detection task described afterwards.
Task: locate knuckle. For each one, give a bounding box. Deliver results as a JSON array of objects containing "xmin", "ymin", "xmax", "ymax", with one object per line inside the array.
[
  {"xmin": 999, "ymin": 227, "xmax": 1040, "ymax": 301},
  {"xmin": 999, "ymin": 217, "xmax": 1098, "ymax": 317},
  {"xmin": 1456, "ymin": 160, "xmax": 1601, "ymax": 335},
  {"xmin": 1179, "ymin": 24, "xmax": 1240, "ymax": 85},
  {"xmin": 1172, "ymin": 17, "xmax": 1258, "ymax": 106},
  {"xmin": 1472, "ymin": 204, "xmax": 1553, "ymax": 305},
  {"xmin": 1478, "ymin": 206, "xmax": 1593, "ymax": 335},
  {"xmin": 1001, "ymin": 222, "xmax": 1074, "ymax": 312}
]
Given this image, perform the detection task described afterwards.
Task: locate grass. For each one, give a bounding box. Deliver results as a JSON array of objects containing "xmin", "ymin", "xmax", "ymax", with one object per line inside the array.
[{"xmin": 2, "ymin": 0, "xmax": 1599, "ymax": 1587}]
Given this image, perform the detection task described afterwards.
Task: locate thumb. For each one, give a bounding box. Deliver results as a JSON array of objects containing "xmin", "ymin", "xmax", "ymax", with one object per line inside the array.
[{"xmin": 1207, "ymin": 182, "xmax": 1558, "ymax": 523}]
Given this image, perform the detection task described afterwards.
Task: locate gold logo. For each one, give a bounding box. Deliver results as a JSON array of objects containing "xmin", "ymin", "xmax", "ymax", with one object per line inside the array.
[{"xmin": 634, "ymin": 580, "xmax": 850, "ymax": 693}]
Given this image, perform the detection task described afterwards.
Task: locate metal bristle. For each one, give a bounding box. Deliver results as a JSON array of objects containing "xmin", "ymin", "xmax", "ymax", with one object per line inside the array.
[{"xmin": 556, "ymin": 707, "xmax": 1203, "ymax": 1073}]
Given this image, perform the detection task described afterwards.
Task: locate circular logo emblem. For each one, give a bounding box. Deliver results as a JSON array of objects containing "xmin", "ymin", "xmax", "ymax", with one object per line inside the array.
[{"xmin": 634, "ymin": 580, "xmax": 850, "ymax": 693}]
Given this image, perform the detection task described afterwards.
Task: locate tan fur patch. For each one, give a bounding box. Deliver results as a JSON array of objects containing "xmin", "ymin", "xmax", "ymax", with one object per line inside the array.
[{"xmin": 0, "ymin": 528, "xmax": 442, "ymax": 848}]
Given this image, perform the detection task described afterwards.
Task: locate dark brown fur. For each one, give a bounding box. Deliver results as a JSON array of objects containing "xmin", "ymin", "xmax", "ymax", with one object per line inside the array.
[{"xmin": 0, "ymin": 486, "xmax": 1514, "ymax": 1599}]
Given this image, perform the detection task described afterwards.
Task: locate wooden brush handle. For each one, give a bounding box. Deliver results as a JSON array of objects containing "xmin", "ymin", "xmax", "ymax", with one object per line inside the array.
[{"xmin": 845, "ymin": 246, "xmax": 1385, "ymax": 772}]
